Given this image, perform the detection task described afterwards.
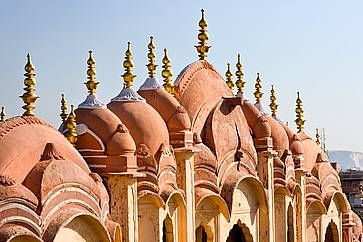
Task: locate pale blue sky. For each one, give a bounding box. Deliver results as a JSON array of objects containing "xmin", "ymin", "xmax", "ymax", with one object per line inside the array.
[{"xmin": 0, "ymin": 0, "xmax": 362, "ymax": 152}]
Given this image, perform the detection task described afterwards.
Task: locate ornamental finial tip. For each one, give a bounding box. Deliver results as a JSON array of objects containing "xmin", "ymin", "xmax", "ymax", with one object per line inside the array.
[
  {"xmin": 269, "ymin": 85, "xmax": 278, "ymax": 117},
  {"xmin": 65, "ymin": 104, "xmax": 77, "ymax": 146},
  {"xmin": 162, "ymin": 48, "xmax": 174, "ymax": 95},
  {"xmin": 122, "ymin": 42, "xmax": 136, "ymax": 88},
  {"xmin": 85, "ymin": 50, "xmax": 99, "ymax": 95},
  {"xmin": 235, "ymin": 53, "xmax": 245, "ymax": 95},
  {"xmin": 225, "ymin": 63, "xmax": 234, "ymax": 91},
  {"xmin": 295, "ymin": 91, "xmax": 305, "ymax": 133},
  {"xmin": 195, "ymin": 9, "xmax": 211, "ymax": 60},
  {"xmin": 0, "ymin": 107, "xmax": 5, "ymax": 122},
  {"xmin": 60, "ymin": 94, "xmax": 67, "ymax": 122},
  {"xmin": 254, "ymin": 72, "xmax": 263, "ymax": 103},
  {"xmin": 316, "ymin": 128, "xmax": 321, "ymax": 146},
  {"xmin": 20, "ymin": 53, "xmax": 39, "ymax": 116},
  {"xmin": 146, "ymin": 36, "xmax": 157, "ymax": 78}
]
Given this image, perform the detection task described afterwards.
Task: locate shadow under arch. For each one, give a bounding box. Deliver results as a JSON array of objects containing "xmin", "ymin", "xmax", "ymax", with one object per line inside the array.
[
  {"xmin": 162, "ymin": 214, "xmax": 174, "ymax": 242},
  {"xmin": 195, "ymin": 223, "xmax": 214, "ymax": 242},
  {"xmin": 324, "ymin": 220, "xmax": 339, "ymax": 242},
  {"xmin": 226, "ymin": 220, "xmax": 253, "ymax": 242}
]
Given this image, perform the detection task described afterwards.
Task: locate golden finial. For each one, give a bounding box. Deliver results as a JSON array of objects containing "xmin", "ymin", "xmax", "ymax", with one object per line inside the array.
[
  {"xmin": 195, "ymin": 9, "xmax": 211, "ymax": 60},
  {"xmin": 162, "ymin": 48, "xmax": 174, "ymax": 94},
  {"xmin": 66, "ymin": 105, "xmax": 77, "ymax": 146},
  {"xmin": 315, "ymin": 128, "xmax": 321, "ymax": 146},
  {"xmin": 146, "ymin": 36, "xmax": 157, "ymax": 78},
  {"xmin": 254, "ymin": 73, "xmax": 263, "ymax": 103},
  {"xmin": 20, "ymin": 53, "xmax": 39, "ymax": 116},
  {"xmin": 235, "ymin": 54, "xmax": 245, "ymax": 94},
  {"xmin": 295, "ymin": 92, "xmax": 305, "ymax": 133},
  {"xmin": 60, "ymin": 94, "xmax": 67, "ymax": 122},
  {"xmin": 122, "ymin": 42, "xmax": 136, "ymax": 88},
  {"xmin": 225, "ymin": 63, "xmax": 234, "ymax": 90},
  {"xmin": 85, "ymin": 50, "xmax": 99, "ymax": 95},
  {"xmin": 0, "ymin": 107, "xmax": 5, "ymax": 122},
  {"xmin": 269, "ymin": 85, "xmax": 278, "ymax": 117}
]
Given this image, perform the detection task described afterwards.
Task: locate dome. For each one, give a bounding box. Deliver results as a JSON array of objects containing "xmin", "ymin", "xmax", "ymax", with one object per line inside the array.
[
  {"xmin": 299, "ymin": 132, "xmax": 324, "ymax": 172},
  {"xmin": 265, "ymin": 116, "xmax": 289, "ymax": 156},
  {"xmin": 75, "ymin": 107, "xmax": 136, "ymax": 155},
  {"xmin": 0, "ymin": 116, "xmax": 89, "ymax": 182},
  {"xmin": 138, "ymin": 86, "xmax": 191, "ymax": 132},
  {"xmin": 174, "ymin": 60, "xmax": 231, "ymax": 136},
  {"xmin": 107, "ymin": 99, "xmax": 169, "ymax": 156}
]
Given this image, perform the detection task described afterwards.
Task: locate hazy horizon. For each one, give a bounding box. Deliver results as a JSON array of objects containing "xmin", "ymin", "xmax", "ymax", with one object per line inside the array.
[{"xmin": 1, "ymin": 0, "xmax": 362, "ymax": 152}]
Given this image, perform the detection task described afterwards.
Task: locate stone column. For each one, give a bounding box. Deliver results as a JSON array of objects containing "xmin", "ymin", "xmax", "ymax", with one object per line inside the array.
[
  {"xmin": 255, "ymin": 137, "xmax": 275, "ymax": 242},
  {"xmin": 174, "ymin": 146, "xmax": 198, "ymax": 242},
  {"xmin": 294, "ymin": 168, "xmax": 306, "ymax": 242},
  {"xmin": 342, "ymin": 211, "xmax": 354, "ymax": 242},
  {"xmin": 103, "ymin": 174, "xmax": 142, "ymax": 242}
]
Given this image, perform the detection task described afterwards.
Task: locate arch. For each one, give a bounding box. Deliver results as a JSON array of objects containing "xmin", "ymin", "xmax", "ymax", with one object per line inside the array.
[
  {"xmin": 53, "ymin": 214, "xmax": 110, "ymax": 242},
  {"xmin": 287, "ymin": 204, "xmax": 294, "ymax": 242},
  {"xmin": 195, "ymin": 224, "xmax": 213, "ymax": 242},
  {"xmin": 162, "ymin": 215, "xmax": 174, "ymax": 242},
  {"xmin": 306, "ymin": 200, "xmax": 325, "ymax": 242},
  {"xmin": 325, "ymin": 191, "xmax": 350, "ymax": 213},
  {"xmin": 226, "ymin": 221, "xmax": 253, "ymax": 242},
  {"xmin": 196, "ymin": 189, "xmax": 231, "ymax": 221},
  {"xmin": 324, "ymin": 220, "xmax": 339, "ymax": 242}
]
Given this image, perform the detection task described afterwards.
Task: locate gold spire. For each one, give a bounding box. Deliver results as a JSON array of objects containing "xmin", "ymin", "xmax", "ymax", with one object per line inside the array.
[
  {"xmin": 66, "ymin": 105, "xmax": 77, "ymax": 146},
  {"xmin": 235, "ymin": 54, "xmax": 245, "ymax": 94},
  {"xmin": 225, "ymin": 63, "xmax": 234, "ymax": 90},
  {"xmin": 60, "ymin": 94, "xmax": 67, "ymax": 122},
  {"xmin": 20, "ymin": 54, "xmax": 39, "ymax": 116},
  {"xmin": 85, "ymin": 50, "xmax": 99, "ymax": 95},
  {"xmin": 0, "ymin": 107, "xmax": 5, "ymax": 122},
  {"xmin": 254, "ymin": 73, "xmax": 263, "ymax": 103},
  {"xmin": 162, "ymin": 48, "xmax": 174, "ymax": 94},
  {"xmin": 146, "ymin": 36, "xmax": 157, "ymax": 78},
  {"xmin": 195, "ymin": 9, "xmax": 211, "ymax": 60},
  {"xmin": 122, "ymin": 42, "xmax": 136, "ymax": 88},
  {"xmin": 315, "ymin": 128, "xmax": 321, "ymax": 146},
  {"xmin": 269, "ymin": 85, "xmax": 278, "ymax": 117},
  {"xmin": 295, "ymin": 92, "xmax": 305, "ymax": 133}
]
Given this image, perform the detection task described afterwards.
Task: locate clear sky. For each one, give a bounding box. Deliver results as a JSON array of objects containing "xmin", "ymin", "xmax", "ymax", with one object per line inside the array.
[{"xmin": 0, "ymin": 0, "xmax": 362, "ymax": 152}]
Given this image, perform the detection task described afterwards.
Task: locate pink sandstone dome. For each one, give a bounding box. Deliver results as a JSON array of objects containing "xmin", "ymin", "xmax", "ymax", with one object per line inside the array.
[
  {"xmin": 0, "ymin": 115, "xmax": 119, "ymax": 242},
  {"xmin": 75, "ymin": 107, "xmax": 136, "ymax": 156},
  {"xmin": 107, "ymin": 99, "xmax": 169, "ymax": 157}
]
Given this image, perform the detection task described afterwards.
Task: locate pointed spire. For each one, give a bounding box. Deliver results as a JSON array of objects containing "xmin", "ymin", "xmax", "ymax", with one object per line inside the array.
[
  {"xmin": 122, "ymin": 42, "xmax": 136, "ymax": 88},
  {"xmin": 295, "ymin": 92, "xmax": 305, "ymax": 133},
  {"xmin": 162, "ymin": 48, "xmax": 174, "ymax": 94},
  {"xmin": 85, "ymin": 50, "xmax": 99, "ymax": 95},
  {"xmin": 315, "ymin": 128, "xmax": 321, "ymax": 146},
  {"xmin": 195, "ymin": 9, "xmax": 211, "ymax": 60},
  {"xmin": 269, "ymin": 85, "xmax": 278, "ymax": 117},
  {"xmin": 254, "ymin": 73, "xmax": 263, "ymax": 103},
  {"xmin": 235, "ymin": 54, "xmax": 245, "ymax": 95},
  {"xmin": 65, "ymin": 105, "xmax": 77, "ymax": 146},
  {"xmin": 60, "ymin": 94, "xmax": 67, "ymax": 122},
  {"xmin": 0, "ymin": 107, "xmax": 5, "ymax": 122},
  {"xmin": 146, "ymin": 36, "xmax": 157, "ymax": 78},
  {"xmin": 20, "ymin": 54, "xmax": 39, "ymax": 116},
  {"xmin": 225, "ymin": 63, "xmax": 234, "ymax": 90}
]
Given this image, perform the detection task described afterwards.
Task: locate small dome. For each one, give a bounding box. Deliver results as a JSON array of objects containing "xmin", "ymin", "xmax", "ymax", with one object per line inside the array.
[
  {"xmin": 265, "ymin": 116, "xmax": 289, "ymax": 155},
  {"xmin": 107, "ymin": 99, "xmax": 169, "ymax": 156},
  {"xmin": 0, "ymin": 116, "xmax": 88, "ymax": 183},
  {"xmin": 75, "ymin": 107, "xmax": 136, "ymax": 155},
  {"xmin": 138, "ymin": 87, "xmax": 191, "ymax": 132}
]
